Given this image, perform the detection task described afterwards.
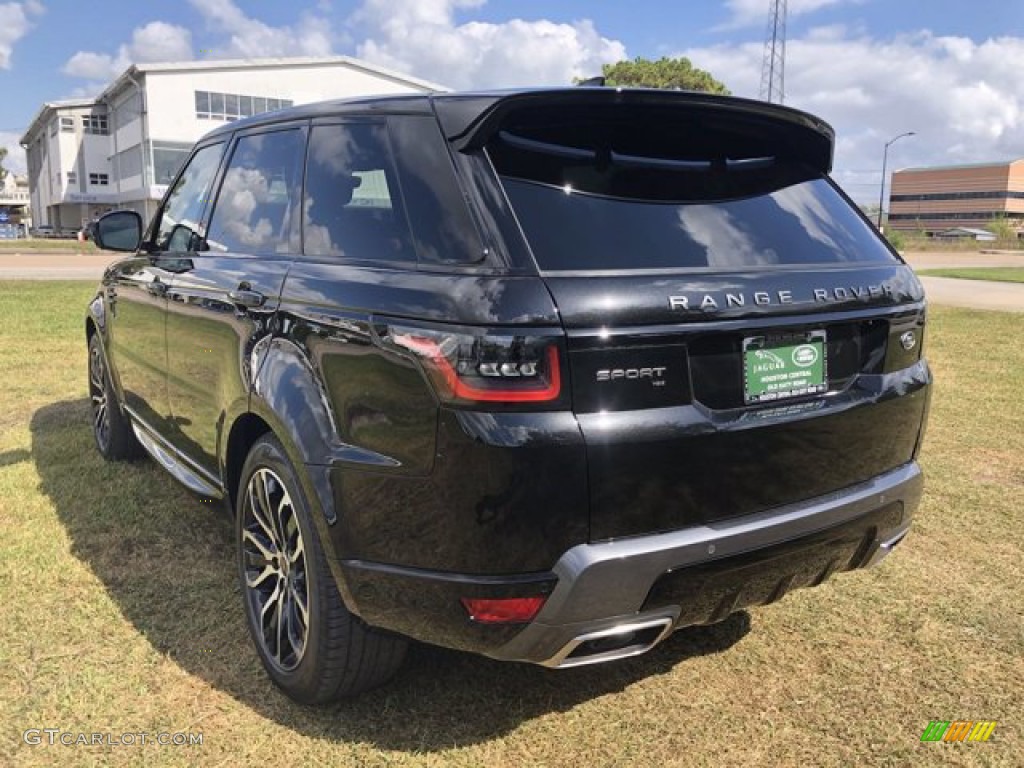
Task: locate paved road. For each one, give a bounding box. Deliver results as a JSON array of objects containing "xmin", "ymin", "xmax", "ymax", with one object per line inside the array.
[
  {"xmin": 917, "ymin": 276, "xmax": 1024, "ymax": 313},
  {"xmin": 2, "ymin": 249, "xmax": 1022, "ymax": 312},
  {"xmin": 901, "ymin": 250, "xmax": 1024, "ymax": 269},
  {"xmin": 0, "ymin": 251, "xmax": 117, "ymax": 279},
  {"xmin": 903, "ymin": 251, "xmax": 1024, "ymax": 313}
]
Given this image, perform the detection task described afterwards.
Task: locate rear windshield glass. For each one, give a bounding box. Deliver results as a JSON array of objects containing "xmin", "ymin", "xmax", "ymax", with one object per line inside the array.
[{"xmin": 489, "ymin": 130, "xmax": 898, "ymax": 271}]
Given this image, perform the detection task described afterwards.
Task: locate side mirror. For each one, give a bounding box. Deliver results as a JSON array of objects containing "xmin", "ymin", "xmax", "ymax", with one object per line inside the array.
[{"xmin": 93, "ymin": 210, "xmax": 143, "ymax": 253}]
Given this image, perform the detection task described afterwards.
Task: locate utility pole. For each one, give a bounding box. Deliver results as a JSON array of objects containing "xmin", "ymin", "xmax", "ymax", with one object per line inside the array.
[
  {"xmin": 877, "ymin": 132, "xmax": 916, "ymax": 231},
  {"xmin": 759, "ymin": 0, "xmax": 787, "ymax": 103}
]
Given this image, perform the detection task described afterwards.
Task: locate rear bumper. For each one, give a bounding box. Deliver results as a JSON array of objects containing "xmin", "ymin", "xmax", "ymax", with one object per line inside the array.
[
  {"xmin": 340, "ymin": 461, "xmax": 921, "ymax": 666},
  {"xmin": 490, "ymin": 460, "xmax": 922, "ymax": 666}
]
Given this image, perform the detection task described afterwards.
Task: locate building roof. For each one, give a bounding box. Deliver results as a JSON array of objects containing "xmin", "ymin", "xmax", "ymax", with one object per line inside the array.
[
  {"xmin": 96, "ymin": 55, "xmax": 448, "ymax": 103},
  {"xmin": 20, "ymin": 98, "xmax": 102, "ymax": 146},
  {"xmin": 937, "ymin": 227, "xmax": 996, "ymax": 237},
  {"xmin": 896, "ymin": 158, "xmax": 1024, "ymax": 173},
  {"xmin": 21, "ymin": 55, "xmax": 448, "ymax": 146}
]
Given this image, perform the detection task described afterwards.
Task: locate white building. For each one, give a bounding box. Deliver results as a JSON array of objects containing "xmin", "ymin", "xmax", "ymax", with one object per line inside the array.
[
  {"xmin": 0, "ymin": 172, "xmax": 31, "ymax": 237},
  {"xmin": 20, "ymin": 56, "xmax": 445, "ymax": 230}
]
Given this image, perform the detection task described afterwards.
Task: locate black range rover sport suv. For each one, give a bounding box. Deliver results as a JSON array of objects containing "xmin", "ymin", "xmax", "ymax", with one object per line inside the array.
[{"xmin": 86, "ymin": 87, "xmax": 931, "ymax": 702}]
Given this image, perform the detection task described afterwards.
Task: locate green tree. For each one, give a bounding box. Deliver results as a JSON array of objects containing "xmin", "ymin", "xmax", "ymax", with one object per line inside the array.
[
  {"xmin": 0, "ymin": 147, "xmax": 8, "ymax": 186},
  {"xmin": 884, "ymin": 229, "xmax": 906, "ymax": 252},
  {"xmin": 599, "ymin": 56, "xmax": 730, "ymax": 94},
  {"xmin": 987, "ymin": 214, "xmax": 1016, "ymax": 244}
]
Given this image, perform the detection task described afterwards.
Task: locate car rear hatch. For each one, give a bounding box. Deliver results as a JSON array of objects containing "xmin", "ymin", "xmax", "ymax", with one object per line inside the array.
[{"xmin": 439, "ymin": 89, "xmax": 930, "ymax": 541}]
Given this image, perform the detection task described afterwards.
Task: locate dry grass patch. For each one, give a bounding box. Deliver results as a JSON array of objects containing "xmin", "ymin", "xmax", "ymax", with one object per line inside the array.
[{"xmin": 1, "ymin": 281, "xmax": 1021, "ymax": 766}]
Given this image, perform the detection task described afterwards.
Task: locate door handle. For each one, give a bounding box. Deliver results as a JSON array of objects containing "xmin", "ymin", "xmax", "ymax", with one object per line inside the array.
[{"xmin": 228, "ymin": 288, "xmax": 266, "ymax": 309}]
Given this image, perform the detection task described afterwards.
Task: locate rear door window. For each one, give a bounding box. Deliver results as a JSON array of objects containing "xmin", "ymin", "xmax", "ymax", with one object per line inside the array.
[
  {"xmin": 206, "ymin": 128, "xmax": 306, "ymax": 255},
  {"xmin": 488, "ymin": 117, "xmax": 898, "ymax": 272}
]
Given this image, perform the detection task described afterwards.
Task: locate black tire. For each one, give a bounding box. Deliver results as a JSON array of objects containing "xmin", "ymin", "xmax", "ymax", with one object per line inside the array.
[
  {"xmin": 88, "ymin": 333, "xmax": 143, "ymax": 461},
  {"xmin": 236, "ymin": 434, "xmax": 407, "ymax": 703}
]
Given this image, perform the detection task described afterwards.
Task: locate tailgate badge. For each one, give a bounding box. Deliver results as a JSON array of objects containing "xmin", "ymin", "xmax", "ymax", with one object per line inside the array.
[{"xmin": 596, "ymin": 367, "xmax": 667, "ymax": 386}]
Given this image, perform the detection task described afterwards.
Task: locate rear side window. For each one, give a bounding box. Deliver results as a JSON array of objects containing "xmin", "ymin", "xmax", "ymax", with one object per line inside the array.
[
  {"xmin": 206, "ymin": 128, "xmax": 305, "ymax": 255},
  {"xmin": 488, "ymin": 113, "xmax": 897, "ymax": 271},
  {"xmin": 303, "ymin": 123, "xmax": 415, "ymax": 264},
  {"xmin": 388, "ymin": 116, "xmax": 484, "ymax": 265}
]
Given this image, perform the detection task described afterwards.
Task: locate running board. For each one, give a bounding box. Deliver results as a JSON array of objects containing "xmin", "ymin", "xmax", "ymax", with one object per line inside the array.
[{"xmin": 128, "ymin": 415, "xmax": 223, "ymax": 499}]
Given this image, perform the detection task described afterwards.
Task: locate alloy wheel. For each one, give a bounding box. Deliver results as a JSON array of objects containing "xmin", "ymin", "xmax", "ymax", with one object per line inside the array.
[
  {"xmin": 241, "ymin": 468, "xmax": 310, "ymax": 672},
  {"xmin": 89, "ymin": 342, "xmax": 110, "ymax": 452}
]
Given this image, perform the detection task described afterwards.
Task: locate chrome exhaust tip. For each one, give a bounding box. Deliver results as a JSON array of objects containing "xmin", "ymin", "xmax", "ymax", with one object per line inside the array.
[
  {"xmin": 865, "ymin": 527, "xmax": 910, "ymax": 568},
  {"xmin": 547, "ymin": 616, "xmax": 675, "ymax": 669}
]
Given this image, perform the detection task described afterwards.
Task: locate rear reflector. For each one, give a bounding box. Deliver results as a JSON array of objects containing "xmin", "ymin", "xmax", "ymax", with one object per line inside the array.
[{"xmin": 460, "ymin": 596, "xmax": 546, "ymax": 624}]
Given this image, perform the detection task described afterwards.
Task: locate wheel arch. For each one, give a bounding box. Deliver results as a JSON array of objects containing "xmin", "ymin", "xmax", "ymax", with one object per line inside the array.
[
  {"xmin": 225, "ymin": 408, "xmax": 358, "ymax": 615},
  {"xmin": 223, "ymin": 412, "xmax": 273, "ymax": 515},
  {"xmin": 86, "ymin": 292, "xmax": 106, "ymax": 339}
]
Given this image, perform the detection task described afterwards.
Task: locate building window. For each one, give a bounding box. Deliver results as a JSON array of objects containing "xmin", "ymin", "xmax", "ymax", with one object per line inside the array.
[
  {"xmin": 194, "ymin": 90, "xmax": 294, "ymax": 121},
  {"xmin": 113, "ymin": 92, "xmax": 142, "ymax": 131},
  {"xmin": 195, "ymin": 90, "xmax": 210, "ymax": 118},
  {"xmin": 60, "ymin": 116, "xmax": 75, "ymax": 132},
  {"xmin": 151, "ymin": 141, "xmax": 193, "ymax": 185},
  {"xmin": 888, "ymin": 212, "xmax": 1012, "ymax": 222},
  {"xmin": 115, "ymin": 145, "xmax": 143, "ymax": 180},
  {"xmin": 83, "ymin": 114, "xmax": 109, "ymax": 135},
  {"xmin": 891, "ymin": 190, "xmax": 1024, "ymax": 202},
  {"xmin": 89, "ymin": 173, "xmax": 110, "ymax": 186},
  {"xmin": 49, "ymin": 121, "xmax": 57, "ymax": 137},
  {"xmin": 67, "ymin": 171, "xmax": 77, "ymax": 185}
]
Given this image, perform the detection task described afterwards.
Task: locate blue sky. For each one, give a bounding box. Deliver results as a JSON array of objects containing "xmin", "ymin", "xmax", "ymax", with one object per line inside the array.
[{"xmin": 2, "ymin": 0, "xmax": 1023, "ymax": 201}]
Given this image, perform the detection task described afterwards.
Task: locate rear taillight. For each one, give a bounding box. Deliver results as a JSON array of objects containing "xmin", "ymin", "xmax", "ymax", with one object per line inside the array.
[{"xmin": 385, "ymin": 324, "xmax": 563, "ymax": 406}]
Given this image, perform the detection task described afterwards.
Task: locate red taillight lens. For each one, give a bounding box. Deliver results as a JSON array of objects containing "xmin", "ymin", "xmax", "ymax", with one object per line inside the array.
[
  {"xmin": 387, "ymin": 325, "xmax": 562, "ymax": 405},
  {"xmin": 460, "ymin": 596, "xmax": 547, "ymax": 624}
]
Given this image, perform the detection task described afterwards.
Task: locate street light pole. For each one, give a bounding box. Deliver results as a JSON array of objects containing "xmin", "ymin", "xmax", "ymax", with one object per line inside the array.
[{"xmin": 877, "ymin": 131, "xmax": 916, "ymax": 230}]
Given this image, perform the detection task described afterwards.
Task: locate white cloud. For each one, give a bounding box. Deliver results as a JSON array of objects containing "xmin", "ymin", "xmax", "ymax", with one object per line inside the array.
[
  {"xmin": 352, "ymin": 0, "xmax": 627, "ymax": 89},
  {"xmin": 719, "ymin": 0, "xmax": 858, "ymax": 30},
  {"xmin": 0, "ymin": 131, "xmax": 27, "ymax": 175},
  {"xmin": 0, "ymin": 1, "xmax": 43, "ymax": 69},
  {"xmin": 188, "ymin": 0, "xmax": 333, "ymax": 58},
  {"xmin": 63, "ymin": 81, "xmax": 107, "ymax": 100},
  {"xmin": 680, "ymin": 29, "xmax": 1024, "ymax": 201},
  {"xmin": 63, "ymin": 21, "xmax": 193, "ymax": 79}
]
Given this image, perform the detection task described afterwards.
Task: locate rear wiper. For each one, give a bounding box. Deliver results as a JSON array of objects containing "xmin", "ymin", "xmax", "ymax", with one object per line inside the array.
[
  {"xmin": 498, "ymin": 131, "xmax": 596, "ymax": 160},
  {"xmin": 610, "ymin": 151, "xmax": 711, "ymax": 171},
  {"xmin": 609, "ymin": 152, "xmax": 776, "ymax": 171}
]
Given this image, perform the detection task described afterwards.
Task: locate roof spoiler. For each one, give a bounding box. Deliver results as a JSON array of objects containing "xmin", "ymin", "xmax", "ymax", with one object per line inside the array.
[{"xmin": 431, "ymin": 89, "xmax": 836, "ymax": 173}]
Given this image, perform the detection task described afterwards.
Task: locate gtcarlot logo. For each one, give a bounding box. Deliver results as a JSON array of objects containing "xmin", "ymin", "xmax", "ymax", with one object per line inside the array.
[{"xmin": 23, "ymin": 729, "xmax": 204, "ymax": 747}]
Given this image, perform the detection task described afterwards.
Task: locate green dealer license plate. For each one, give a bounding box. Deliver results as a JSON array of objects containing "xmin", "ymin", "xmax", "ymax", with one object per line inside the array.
[{"xmin": 743, "ymin": 331, "xmax": 827, "ymax": 404}]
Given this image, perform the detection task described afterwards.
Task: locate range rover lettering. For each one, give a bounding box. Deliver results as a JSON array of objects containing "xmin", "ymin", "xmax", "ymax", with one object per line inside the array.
[{"xmin": 85, "ymin": 87, "xmax": 931, "ymax": 702}]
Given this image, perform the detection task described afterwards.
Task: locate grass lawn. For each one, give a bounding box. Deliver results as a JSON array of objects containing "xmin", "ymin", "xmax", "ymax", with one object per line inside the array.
[
  {"xmin": 917, "ymin": 267, "xmax": 1024, "ymax": 284},
  {"xmin": 1, "ymin": 281, "xmax": 1021, "ymax": 766}
]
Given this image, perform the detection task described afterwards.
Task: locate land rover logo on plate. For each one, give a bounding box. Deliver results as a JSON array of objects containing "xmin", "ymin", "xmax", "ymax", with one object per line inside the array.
[
  {"xmin": 792, "ymin": 344, "xmax": 819, "ymax": 367},
  {"xmin": 900, "ymin": 331, "xmax": 917, "ymax": 351}
]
